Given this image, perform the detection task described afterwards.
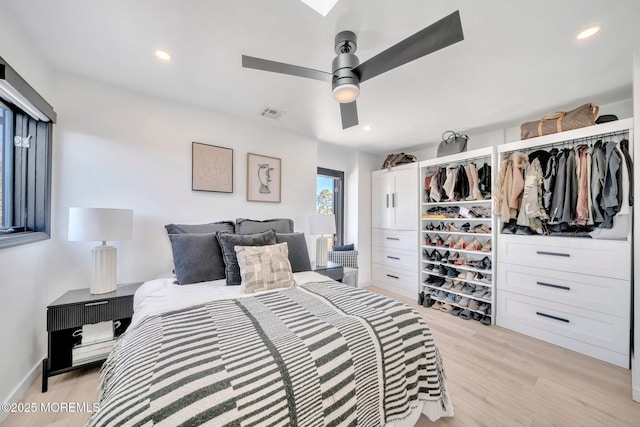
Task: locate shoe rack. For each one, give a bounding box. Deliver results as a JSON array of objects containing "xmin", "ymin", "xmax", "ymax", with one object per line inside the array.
[{"xmin": 418, "ymin": 147, "xmax": 496, "ymax": 325}]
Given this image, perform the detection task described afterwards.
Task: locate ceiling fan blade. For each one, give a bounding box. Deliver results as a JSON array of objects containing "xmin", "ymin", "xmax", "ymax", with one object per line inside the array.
[
  {"xmin": 340, "ymin": 101, "xmax": 359, "ymax": 129},
  {"xmin": 354, "ymin": 10, "xmax": 464, "ymax": 83},
  {"xmin": 242, "ymin": 55, "xmax": 332, "ymax": 82}
]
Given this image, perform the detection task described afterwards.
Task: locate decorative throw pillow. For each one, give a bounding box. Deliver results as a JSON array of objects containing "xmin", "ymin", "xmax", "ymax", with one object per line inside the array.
[
  {"xmin": 235, "ymin": 243, "xmax": 295, "ymax": 294},
  {"xmin": 235, "ymin": 218, "xmax": 294, "ymax": 234},
  {"xmin": 169, "ymin": 233, "xmax": 226, "ymax": 285},
  {"xmin": 165, "ymin": 220, "xmax": 234, "ymax": 235},
  {"xmin": 332, "ymin": 243, "xmax": 355, "ymax": 251},
  {"xmin": 216, "ymin": 229, "xmax": 277, "ymax": 286},
  {"xmin": 275, "ymin": 233, "xmax": 311, "ymax": 272}
]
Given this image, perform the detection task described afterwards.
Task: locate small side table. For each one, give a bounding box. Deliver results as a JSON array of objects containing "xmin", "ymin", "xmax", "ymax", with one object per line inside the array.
[
  {"xmin": 312, "ymin": 261, "xmax": 344, "ymax": 282},
  {"xmin": 42, "ymin": 282, "xmax": 143, "ymax": 392}
]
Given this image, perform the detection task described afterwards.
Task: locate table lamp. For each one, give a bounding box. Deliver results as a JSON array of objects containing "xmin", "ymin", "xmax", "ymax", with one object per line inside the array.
[
  {"xmin": 68, "ymin": 207, "xmax": 133, "ymax": 294},
  {"xmin": 309, "ymin": 214, "xmax": 336, "ymax": 267}
]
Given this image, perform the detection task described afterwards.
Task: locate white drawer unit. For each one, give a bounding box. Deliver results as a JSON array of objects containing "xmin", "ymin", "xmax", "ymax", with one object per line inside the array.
[
  {"xmin": 497, "ymin": 291, "xmax": 630, "ymax": 368},
  {"xmin": 372, "ymin": 263, "xmax": 418, "ymax": 299},
  {"xmin": 373, "ymin": 229, "xmax": 417, "ymax": 252},
  {"xmin": 372, "ymin": 246, "xmax": 417, "ymax": 270},
  {"xmin": 498, "ymin": 235, "xmax": 630, "ymax": 280}
]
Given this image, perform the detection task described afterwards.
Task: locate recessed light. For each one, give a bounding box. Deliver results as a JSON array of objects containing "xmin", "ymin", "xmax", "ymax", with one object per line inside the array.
[
  {"xmin": 155, "ymin": 50, "xmax": 172, "ymax": 61},
  {"xmin": 577, "ymin": 26, "xmax": 600, "ymax": 40},
  {"xmin": 363, "ymin": 125, "xmax": 372, "ymax": 131}
]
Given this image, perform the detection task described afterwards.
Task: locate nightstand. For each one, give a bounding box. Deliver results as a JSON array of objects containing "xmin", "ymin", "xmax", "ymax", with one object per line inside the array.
[
  {"xmin": 312, "ymin": 261, "xmax": 344, "ymax": 282},
  {"xmin": 42, "ymin": 282, "xmax": 143, "ymax": 392}
]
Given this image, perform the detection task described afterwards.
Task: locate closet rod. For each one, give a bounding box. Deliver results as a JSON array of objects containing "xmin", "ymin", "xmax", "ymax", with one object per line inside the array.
[
  {"xmin": 424, "ymin": 155, "xmax": 491, "ymax": 170},
  {"xmin": 501, "ymin": 129, "xmax": 629, "ymax": 157}
]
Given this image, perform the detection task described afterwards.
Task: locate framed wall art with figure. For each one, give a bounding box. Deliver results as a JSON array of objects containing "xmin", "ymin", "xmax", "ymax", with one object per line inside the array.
[{"xmin": 247, "ymin": 152, "xmax": 281, "ymax": 203}]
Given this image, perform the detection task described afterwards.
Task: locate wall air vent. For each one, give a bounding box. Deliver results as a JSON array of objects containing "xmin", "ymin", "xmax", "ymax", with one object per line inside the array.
[{"xmin": 259, "ymin": 106, "xmax": 286, "ymax": 120}]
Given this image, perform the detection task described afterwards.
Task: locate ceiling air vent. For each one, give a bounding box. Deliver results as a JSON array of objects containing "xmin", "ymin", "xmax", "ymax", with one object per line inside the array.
[{"xmin": 259, "ymin": 106, "xmax": 286, "ymax": 120}]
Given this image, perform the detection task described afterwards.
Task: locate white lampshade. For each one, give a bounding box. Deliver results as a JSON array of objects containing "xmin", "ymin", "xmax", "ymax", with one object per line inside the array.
[
  {"xmin": 332, "ymin": 83, "xmax": 360, "ymax": 103},
  {"xmin": 68, "ymin": 207, "xmax": 133, "ymax": 242},
  {"xmin": 68, "ymin": 207, "xmax": 133, "ymax": 295},
  {"xmin": 309, "ymin": 214, "xmax": 336, "ymax": 236}
]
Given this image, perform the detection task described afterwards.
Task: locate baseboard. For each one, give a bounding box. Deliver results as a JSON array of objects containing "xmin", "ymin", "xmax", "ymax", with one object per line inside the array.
[
  {"xmin": 357, "ymin": 280, "xmax": 371, "ymax": 289},
  {"xmin": 634, "ymin": 386, "xmax": 640, "ymax": 403},
  {"xmin": 0, "ymin": 356, "xmax": 43, "ymax": 423}
]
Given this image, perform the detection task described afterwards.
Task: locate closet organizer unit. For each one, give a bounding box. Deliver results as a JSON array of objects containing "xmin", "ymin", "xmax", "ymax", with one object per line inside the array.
[
  {"xmin": 419, "ymin": 147, "xmax": 496, "ymax": 324},
  {"xmin": 496, "ymin": 118, "xmax": 633, "ymax": 368},
  {"xmin": 371, "ymin": 163, "xmax": 419, "ymax": 299}
]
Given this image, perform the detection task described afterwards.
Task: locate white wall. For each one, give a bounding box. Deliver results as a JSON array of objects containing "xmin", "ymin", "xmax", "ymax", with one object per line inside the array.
[
  {"xmin": 0, "ymin": 10, "xmax": 57, "ymax": 412},
  {"xmin": 632, "ymin": 51, "xmax": 640, "ymax": 402}
]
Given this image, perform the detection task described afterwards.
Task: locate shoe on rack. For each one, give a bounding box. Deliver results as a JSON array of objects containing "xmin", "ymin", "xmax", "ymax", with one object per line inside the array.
[
  {"xmin": 438, "ymin": 264, "xmax": 448, "ymax": 276},
  {"xmin": 454, "ymin": 256, "xmax": 468, "ymax": 266},
  {"xmin": 461, "ymin": 284, "xmax": 476, "ymax": 294},
  {"xmin": 478, "ymin": 303, "xmax": 490, "ymax": 314},
  {"xmin": 440, "ymin": 303, "xmax": 454, "ymax": 313},
  {"xmin": 448, "ymin": 222, "xmax": 461, "ymax": 232},
  {"xmin": 472, "ymin": 286, "xmax": 487, "ymax": 298},
  {"xmin": 431, "ymin": 301, "xmax": 443, "ymax": 310},
  {"xmin": 481, "ymin": 315, "xmax": 491, "ymax": 325},
  {"xmin": 468, "ymin": 299, "xmax": 480, "ymax": 311},
  {"xmin": 442, "ymin": 279, "xmax": 454, "ymax": 290},
  {"xmin": 480, "ymin": 256, "xmax": 492, "ymax": 270},
  {"xmin": 481, "ymin": 239, "xmax": 492, "ymax": 252},
  {"xmin": 468, "ymin": 237, "xmax": 482, "ymax": 251},
  {"xmin": 482, "ymin": 291, "xmax": 492, "ymax": 301},
  {"xmin": 454, "ymin": 236, "xmax": 468, "ymax": 249},
  {"xmin": 459, "ymin": 297, "xmax": 470, "ymax": 307},
  {"xmin": 472, "ymin": 311, "xmax": 483, "ymax": 321},
  {"xmin": 435, "ymin": 290, "xmax": 447, "ymax": 299},
  {"xmin": 432, "ymin": 277, "xmax": 446, "ymax": 287},
  {"xmin": 443, "ymin": 235, "xmax": 455, "ymax": 248},
  {"xmin": 459, "ymin": 309, "xmax": 473, "ymax": 320},
  {"xmin": 418, "ymin": 291, "xmax": 425, "ymax": 305},
  {"xmin": 433, "ymin": 251, "xmax": 443, "ymax": 262},
  {"xmin": 434, "ymin": 235, "xmax": 444, "ymax": 246},
  {"xmin": 445, "ymin": 293, "xmax": 457, "ymax": 304},
  {"xmin": 452, "ymin": 281, "xmax": 465, "ymax": 292},
  {"xmin": 450, "ymin": 307, "xmax": 463, "ymax": 316},
  {"xmin": 463, "ymin": 271, "xmax": 476, "ymax": 281},
  {"xmin": 446, "ymin": 252, "xmax": 460, "ymax": 264},
  {"xmin": 447, "ymin": 267, "xmax": 460, "ymax": 278},
  {"xmin": 460, "ymin": 222, "xmax": 471, "ymax": 232},
  {"xmin": 474, "ymin": 273, "xmax": 491, "ymax": 284}
]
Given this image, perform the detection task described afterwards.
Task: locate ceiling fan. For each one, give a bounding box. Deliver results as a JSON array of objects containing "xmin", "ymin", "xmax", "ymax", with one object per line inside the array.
[{"xmin": 242, "ymin": 10, "xmax": 463, "ymax": 130}]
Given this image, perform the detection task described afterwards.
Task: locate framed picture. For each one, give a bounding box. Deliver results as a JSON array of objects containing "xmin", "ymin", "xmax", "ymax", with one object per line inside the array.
[
  {"xmin": 247, "ymin": 153, "xmax": 281, "ymax": 203},
  {"xmin": 192, "ymin": 142, "xmax": 233, "ymax": 193}
]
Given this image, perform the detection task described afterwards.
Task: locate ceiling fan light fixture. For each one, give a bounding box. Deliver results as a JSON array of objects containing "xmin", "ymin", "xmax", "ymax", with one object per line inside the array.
[
  {"xmin": 332, "ymin": 83, "xmax": 359, "ymax": 103},
  {"xmin": 577, "ymin": 26, "xmax": 600, "ymax": 40}
]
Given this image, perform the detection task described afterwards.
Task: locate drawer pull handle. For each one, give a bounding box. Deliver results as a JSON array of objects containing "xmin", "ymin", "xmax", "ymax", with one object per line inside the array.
[
  {"xmin": 85, "ymin": 301, "xmax": 108, "ymax": 307},
  {"xmin": 386, "ymin": 194, "xmax": 389, "ymax": 208},
  {"xmin": 536, "ymin": 250, "xmax": 570, "ymax": 258},
  {"xmin": 386, "ymin": 237, "xmax": 400, "ymax": 241},
  {"xmin": 536, "ymin": 311, "xmax": 570, "ymax": 323},
  {"xmin": 386, "ymin": 274, "xmax": 399, "ymax": 280},
  {"xmin": 387, "ymin": 256, "xmax": 400, "ymax": 260},
  {"xmin": 536, "ymin": 281, "xmax": 570, "ymax": 291}
]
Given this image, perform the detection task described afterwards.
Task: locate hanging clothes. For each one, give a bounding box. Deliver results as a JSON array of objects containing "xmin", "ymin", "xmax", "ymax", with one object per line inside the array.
[
  {"xmin": 477, "ymin": 163, "xmax": 492, "ymax": 198},
  {"xmin": 574, "ymin": 145, "xmax": 590, "ymax": 226},
  {"xmin": 548, "ymin": 149, "xmax": 567, "ymax": 223},
  {"xmin": 601, "ymin": 140, "xmax": 622, "ymax": 228},
  {"xmin": 542, "ymin": 148, "xmax": 558, "ymax": 212},
  {"xmin": 516, "ymin": 157, "xmax": 548, "ymax": 234},
  {"xmin": 590, "ymin": 140, "xmax": 606, "ymax": 225},
  {"xmin": 618, "ymin": 139, "xmax": 633, "ymax": 206}
]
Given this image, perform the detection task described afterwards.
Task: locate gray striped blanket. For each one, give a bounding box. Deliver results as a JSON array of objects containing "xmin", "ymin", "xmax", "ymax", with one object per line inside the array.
[{"xmin": 89, "ymin": 281, "xmax": 450, "ymax": 426}]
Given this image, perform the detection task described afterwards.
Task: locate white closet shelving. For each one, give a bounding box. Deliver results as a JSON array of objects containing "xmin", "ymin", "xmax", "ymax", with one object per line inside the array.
[
  {"xmin": 418, "ymin": 147, "xmax": 496, "ymax": 324},
  {"xmin": 496, "ymin": 118, "xmax": 634, "ymax": 368}
]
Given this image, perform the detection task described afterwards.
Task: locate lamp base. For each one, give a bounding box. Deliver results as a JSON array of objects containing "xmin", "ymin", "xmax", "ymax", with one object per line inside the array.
[
  {"xmin": 315, "ymin": 236, "xmax": 329, "ymax": 267},
  {"xmin": 91, "ymin": 245, "xmax": 117, "ymax": 294}
]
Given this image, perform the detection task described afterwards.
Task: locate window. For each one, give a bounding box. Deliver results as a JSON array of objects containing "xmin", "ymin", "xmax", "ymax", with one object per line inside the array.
[
  {"xmin": 316, "ymin": 167, "xmax": 344, "ymax": 246},
  {"xmin": 0, "ymin": 57, "xmax": 56, "ymax": 249}
]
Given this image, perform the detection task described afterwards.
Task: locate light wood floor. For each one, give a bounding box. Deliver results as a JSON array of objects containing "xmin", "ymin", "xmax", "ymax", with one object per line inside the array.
[{"xmin": 3, "ymin": 286, "xmax": 640, "ymax": 427}]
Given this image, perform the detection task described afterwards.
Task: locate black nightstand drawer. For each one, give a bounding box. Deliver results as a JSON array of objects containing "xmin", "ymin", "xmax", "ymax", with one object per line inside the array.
[{"xmin": 47, "ymin": 297, "xmax": 134, "ymax": 331}]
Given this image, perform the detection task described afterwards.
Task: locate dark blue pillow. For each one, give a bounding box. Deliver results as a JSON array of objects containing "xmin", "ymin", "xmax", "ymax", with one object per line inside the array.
[
  {"xmin": 169, "ymin": 233, "xmax": 226, "ymax": 285},
  {"xmin": 332, "ymin": 243, "xmax": 355, "ymax": 251},
  {"xmin": 276, "ymin": 233, "xmax": 311, "ymax": 273},
  {"xmin": 165, "ymin": 220, "xmax": 234, "ymax": 235}
]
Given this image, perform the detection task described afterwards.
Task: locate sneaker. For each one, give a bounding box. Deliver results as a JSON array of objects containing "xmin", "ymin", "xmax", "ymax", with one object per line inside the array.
[
  {"xmin": 452, "ymin": 281, "xmax": 464, "ymax": 292},
  {"xmin": 482, "ymin": 291, "xmax": 492, "ymax": 301},
  {"xmin": 431, "ymin": 301, "xmax": 443, "ymax": 310},
  {"xmin": 438, "ymin": 264, "xmax": 448, "ymax": 276},
  {"xmin": 481, "ymin": 315, "xmax": 491, "ymax": 325},
  {"xmin": 450, "ymin": 307, "xmax": 463, "ymax": 316},
  {"xmin": 440, "ymin": 303, "xmax": 454, "ymax": 313},
  {"xmin": 478, "ymin": 302, "xmax": 490, "ymax": 314},
  {"xmin": 441, "ymin": 279, "xmax": 454, "ymax": 290},
  {"xmin": 459, "ymin": 297, "xmax": 470, "ymax": 307},
  {"xmin": 459, "ymin": 309, "xmax": 472, "ymax": 320},
  {"xmin": 461, "ymin": 284, "xmax": 475, "ymax": 294},
  {"xmin": 472, "ymin": 312, "xmax": 483, "ymax": 321},
  {"xmin": 446, "ymin": 267, "xmax": 460, "ymax": 278},
  {"xmin": 445, "ymin": 293, "xmax": 457, "ymax": 304},
  {"xmin": 436, "ymin": 290, "xmax": 448, "ymax": 299},
  {"xmin": 472, "ymin": 286, "xmax": 487, "ymax": 298},
  {"xmin": 468, "ymin": 299, "xmax": 480, "ymax": 311}
]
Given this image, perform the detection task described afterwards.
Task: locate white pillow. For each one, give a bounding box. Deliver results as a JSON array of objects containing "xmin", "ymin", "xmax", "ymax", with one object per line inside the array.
[{"xmin": 234, "ymin": 243, "xmax": 296, "ymax": 294}]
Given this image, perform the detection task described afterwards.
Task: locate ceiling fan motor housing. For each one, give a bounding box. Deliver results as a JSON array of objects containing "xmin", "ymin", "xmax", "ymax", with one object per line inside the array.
[{"xmin": 332, "ymin": 30, "xmax": 360, "ymax": 99}]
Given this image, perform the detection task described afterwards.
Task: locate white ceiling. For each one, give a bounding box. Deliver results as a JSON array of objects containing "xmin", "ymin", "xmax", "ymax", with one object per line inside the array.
[{"xmin": 6, "ymin": 0, "xmax": 640, "ymax": 153}]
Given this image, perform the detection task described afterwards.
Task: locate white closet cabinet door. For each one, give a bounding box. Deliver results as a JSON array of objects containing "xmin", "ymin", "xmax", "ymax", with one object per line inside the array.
[
  {"xmin": 372, "ymin": 173, "xmax": 393, "ymax": 229},
  {"xmin": 391, "ymin": 168, "xmax": 418, "ymax": 230}
]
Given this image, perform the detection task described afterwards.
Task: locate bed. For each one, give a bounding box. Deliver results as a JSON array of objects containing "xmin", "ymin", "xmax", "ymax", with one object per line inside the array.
[{"xmin": 88, "ymin": 220, "xmax": 453, "ymax": 426}]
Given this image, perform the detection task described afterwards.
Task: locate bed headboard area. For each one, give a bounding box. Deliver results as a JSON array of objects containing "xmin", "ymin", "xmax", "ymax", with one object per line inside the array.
[{"xmin": 163, "ymin": 217, "xmax": 311, "ymax": 288}]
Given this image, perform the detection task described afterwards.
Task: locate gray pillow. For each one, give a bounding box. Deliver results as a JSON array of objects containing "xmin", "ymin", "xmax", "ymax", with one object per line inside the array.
[
  {"xmin": 333, "ymin": 243, "xmax": 355, "ymax": 251},
  {"xmin": 235, "ymin": 218, "xmax": 294, "ymax": 234},
  {"xmin": 217, "ymin": 229, "xmax": 277, "ymax": 285},
  {"xmin": 165, "ymin": 220, "xmax": 234, "ymax": 235},
  {"xmin": 169, "ymin": 233, "xmax": 226, "ymax": 285},
  {"xmin": 275, "ymin": 233, "xmax": 311, "ymax": 273}
]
